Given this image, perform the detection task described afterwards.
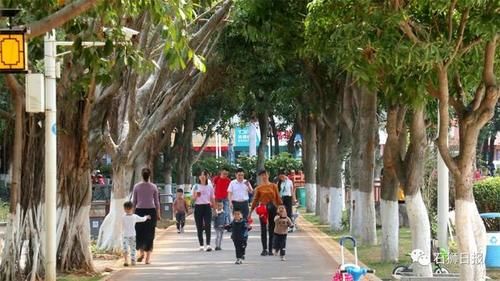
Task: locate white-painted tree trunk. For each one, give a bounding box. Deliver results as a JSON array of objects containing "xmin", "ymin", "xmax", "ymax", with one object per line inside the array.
[
  {"xmin": 305, "ymin": 183, "xmax": 317, "ymax": 213},
  {"xmin": 56, "ymin": 205, "xmax": 93, "ymax": 268},
  {"xmin": 380, "ymin": 199, "xmax": 399, "ymax": 262},
  {"xmin": 329, "ymin": 187, "xmax": 344, "ymax": 231},
  {"xmin": 97, "ymin": 197, "xmax": 127, "ymax": 252},
  {"xmin": 358, "ymin": 190, "xmax": 377, "ymax": 245},
  {"xmin": 318, "ymin": 186, "xmax": 330, "ymax": 224},
  {"xmin": 455, "ymin": 199, "xmax": 487, "ymax": 281},
  {"xmin": 97, "ymin": 164, "xmax": 132, "ymax": 251},
  {"xmin": 406, "ymin": 191, "xmax": 432, "ymax": 276}
]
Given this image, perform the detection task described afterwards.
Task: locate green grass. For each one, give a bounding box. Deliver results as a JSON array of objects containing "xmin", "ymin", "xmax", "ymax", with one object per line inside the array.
[
  {"xmin": 302, "ymin": 211, "xmax": 500, "ymax": 280},
  {"xmin": 57, "ymin": 274, "xmax": 103, "ymax": 281},
  {"xmin": 0, "ymin": 199, "xmax": 8, "ymax": 221}
]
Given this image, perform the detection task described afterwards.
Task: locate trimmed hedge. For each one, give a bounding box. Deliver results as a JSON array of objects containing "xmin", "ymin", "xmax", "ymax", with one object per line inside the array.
[{"xmin": 473, "ymin": 177, "xmax": 500, "ymax": 213}]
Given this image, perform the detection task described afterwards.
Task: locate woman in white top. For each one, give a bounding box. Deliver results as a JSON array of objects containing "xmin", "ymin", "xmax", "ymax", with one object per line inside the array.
[
  {"xmin": 278, "ymin": 170, "xmax": 295, "ymax": 223},
  {"xmin": 227, "ymin": 168, "xmax": 253, "ymax": 219},
  {"xmin": 192, "ymin": 170, "xmax": 215, "ymax": 251}
]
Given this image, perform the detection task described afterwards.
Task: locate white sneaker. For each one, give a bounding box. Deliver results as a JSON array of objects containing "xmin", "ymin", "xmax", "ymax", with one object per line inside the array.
[
  {"xmin": 199, "ymin": 246, "xmax": 204, "ymax": 251},
  {"xmin": 206, "ymin": 245, "xmax": 213, "ymax": 252}
]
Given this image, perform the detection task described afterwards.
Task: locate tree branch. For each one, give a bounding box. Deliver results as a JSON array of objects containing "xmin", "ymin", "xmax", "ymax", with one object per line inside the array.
[
  {"xmin": 483, "ymin": 35, "xmax": 498, "ymax": 87},
  {"xmin": 459, "ymin": 37, "xmax": 482, "ymax": 56},
  {"xmin": 103, "ymin": 122, "xmax": 118, "ymax": 155},
  {"xmin": 447, "ymin": 0, "xmax": 458, "ymax": 42},
  {"xmin": 193, "ymin": 127, "xmax": 213, "ymax": 163},
  {"xmin": 95, "ymin": 82, "xmax": 120, "ymax": 106},
  {"xmin": 26, "ymin": 0, "xmax": 100, "ymax": 39},
  {"xmin": 399, "ymin": 21, "xmax": 422, "ymax": 44},
  {"xmin": 436, "ymin": 66, "xmax": 460, "ymax": 176},
  {"xmin": 450, "ymin": 75, "xmax": 467, "ymax": 116},
  {"xmin": 445, "ymin": 8, "xmax": 469, "ymax": 68}
]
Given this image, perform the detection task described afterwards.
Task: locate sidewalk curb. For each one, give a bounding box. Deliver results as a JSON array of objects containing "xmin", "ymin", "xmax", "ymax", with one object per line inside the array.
[{"xmin": 297, "ymin": 216, "xmax": 382, "ymax": 281}]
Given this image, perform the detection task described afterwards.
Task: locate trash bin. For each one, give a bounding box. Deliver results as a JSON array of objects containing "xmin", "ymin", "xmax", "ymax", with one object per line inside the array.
[
  {"xmin": 480, "ymin": 212, "xmax": 500, "ymax": 268},
  {"xmin": 296, "ymin": 187, "xmax": 306, "ymax": 207},
  {"xmin": 89, "ymin": 217, "xmax": 104, "ymax": 239},
  {"xmin": 89, "ymin": 200, "xmax": 108, "ymax": 239},
  {"xmin": 159, "ymin": 194, "xmax": 174, "ymax": 220}
]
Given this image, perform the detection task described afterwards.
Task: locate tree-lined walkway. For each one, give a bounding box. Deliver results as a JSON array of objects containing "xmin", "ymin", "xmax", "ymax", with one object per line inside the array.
[{"xmin": 109, "ymin": 215, "xmax": 351, "ymax": 281}]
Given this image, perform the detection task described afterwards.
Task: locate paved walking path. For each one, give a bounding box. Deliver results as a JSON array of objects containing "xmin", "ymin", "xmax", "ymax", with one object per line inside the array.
[{"xmin": 108, "ymin": 214, "xmax": 380, "ymax": 281}]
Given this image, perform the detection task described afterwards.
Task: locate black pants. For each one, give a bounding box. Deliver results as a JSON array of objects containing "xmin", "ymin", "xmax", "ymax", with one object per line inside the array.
[
  {"xmin": 135, "ymin": 208, "xmax": 157, "ymax": 252},
  {"xmin": 282, "ymin": 196, "xmax": 293, "ymax": 221},
  {"xmin": 232, "ymin": 200, "xmax": 249, "ymax": 219},
  {"xmin": 273, "ymin": 233, "xmax": 287, "ymax": 256},
  {"xmin": 175, "ymin": 212, "xmax": 186, "ymax": 230},
  {"xmin": 233, "ymin": 239, "xmax": 247, "ymax": 259},
  {"xmin": 194, "ymin": 204, "xmax": 212, "ymax": 246},
  {"xmin": 259, "ymin": 203, "xmax": 277, "ymax": 251}
]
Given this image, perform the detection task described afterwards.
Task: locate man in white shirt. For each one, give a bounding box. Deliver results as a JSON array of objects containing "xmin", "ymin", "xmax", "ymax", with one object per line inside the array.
[
  {"xmin": 278, "ymin": 170, "xmax": 295, "ymax": 229},
  {"xmin": 228, "ymin": 168, "xmax": 253, "ymax": 219}
]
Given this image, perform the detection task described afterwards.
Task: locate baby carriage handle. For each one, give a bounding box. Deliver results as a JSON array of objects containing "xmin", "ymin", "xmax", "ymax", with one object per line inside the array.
[
  {"xmin": 340, "ymin": 269, "xmax": 374, "ymax": 274},
  {"xmin": 339, "ymin": 236, "xmax": 357, "ymax": 247}
]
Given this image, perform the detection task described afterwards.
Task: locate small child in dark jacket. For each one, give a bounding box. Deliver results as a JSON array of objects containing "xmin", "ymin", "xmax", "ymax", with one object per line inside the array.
[
  {"xmin": 213, "ymin": 201, "xmax": 226, "ymax": 251},
  {"xmin": 225, "ymin": 209, "xmax": 249, "ymax": 264}
]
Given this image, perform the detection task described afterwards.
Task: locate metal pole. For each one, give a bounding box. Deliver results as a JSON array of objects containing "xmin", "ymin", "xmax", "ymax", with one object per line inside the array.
[
  {"xmin": 44, "ymin": 30, "xmax": 57, "ymax": 281},
  {"xmin": 437, "ymin": 105, "xmax": 449, "ymax": 251}
]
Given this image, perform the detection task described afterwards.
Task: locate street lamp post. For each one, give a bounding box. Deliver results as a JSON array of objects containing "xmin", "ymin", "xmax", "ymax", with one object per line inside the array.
[{"xmin": 44, "ymin": 29, "xmax": 57, "ymax": 281}]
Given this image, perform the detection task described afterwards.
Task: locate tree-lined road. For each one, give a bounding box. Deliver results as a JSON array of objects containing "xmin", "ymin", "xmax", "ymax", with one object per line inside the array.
[{"xmin": 109, "ymin": 216, "xmax": 341, "ymax": 281}]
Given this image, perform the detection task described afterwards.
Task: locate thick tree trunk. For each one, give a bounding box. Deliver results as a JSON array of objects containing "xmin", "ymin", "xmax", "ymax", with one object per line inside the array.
[
  {"xmin": 380, "ymin": 105, "xmax": 405, "ymax": 262},
  {"xmin": 316, "ymin": 121, "xmax": 332, "ymax": 224},
  {"xmin": 257, "ymin": 111, "xmax": 269, "ymax": 173},
  {"xmin": 401, "ymin": 106, "xmax": 432, "ymax": 276},
  {"xmin": 0, "ymin": 80, "xmax": 27, "ymax": 281},
  {"xmin": 287, "ymin": 122, "xmax": 298, "ymax": 155},
  {"xmin": 174, "ymin": 112, "xmax": 194, "ymax": 190},
  {"xmin": 299, "ymin": 114, "xmax": 317, "ymax": 213},
  {"xmin": 56, "ymin": 83, "xmax": 96, "ymax": 272},
  {"xmin": 270, "ymin": 115, "xmax": 280, "ymax": 156},
  {"xmin": 406, "ymin": 190, "xmax": 433, "ymax": 276},
  {"xmin": 350, "ymin": 82, "xmax": 377, "ymax": 245}
]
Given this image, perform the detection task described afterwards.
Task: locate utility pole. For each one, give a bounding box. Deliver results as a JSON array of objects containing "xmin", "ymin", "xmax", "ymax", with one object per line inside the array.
[{"xmin": 44, "ymin": 29, "xmax": 57, "ymax": 281}]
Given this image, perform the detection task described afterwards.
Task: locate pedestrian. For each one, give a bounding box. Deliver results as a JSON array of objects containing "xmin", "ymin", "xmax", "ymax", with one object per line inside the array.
[
  {"xmin": 173, "ymin": 188, "xmax": 188, "ymax": 234},
  {"xmin": 122, "ymin": 201, "xmax": 150, "ymax": 266},
  {"xmin": 226, "ymin": 209, "xmax": 249, "ymax": 264},
  {"xmin": 213, "ymin": 168, "xmax": 232, "ymax": 225},
  {"xmin": 213, "ymin": 201, "xmax": 226, "ymax": 251},
  {"xmin": 250, "ymin": 169, "xmax": 282, "ymax": 256},
  {"xmin": 228, "ymin": 168, "xmax": 253, "ymax": 219},
  {"xmin": 193, "ymin": 169, "xmax": 215, "ymax": 251},
  {"xmin": 132, "ymin": 167, "xmax": 161, "ymax": 264},
  {"xmin": 277, "ymin": 170, "xmax": 295, "ymax": 232},
  {"xmin": 273, "ymin": 205, "xmax": 293, "ymax": 261}
]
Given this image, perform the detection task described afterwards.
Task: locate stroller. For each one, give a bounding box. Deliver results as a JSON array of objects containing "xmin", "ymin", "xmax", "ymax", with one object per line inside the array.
[{"xmin": 332, "ymin": 236, "xmax": 374, "ymax": 281}]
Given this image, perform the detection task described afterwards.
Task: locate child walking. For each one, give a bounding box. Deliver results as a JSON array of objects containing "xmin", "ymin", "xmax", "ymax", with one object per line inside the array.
[
  {"xmin": 226, "ymin": 209, "xmax": 249, "ymax": 264},
  {"xmin": 173, "ymin": 188, "xmax": 188, "ymax": 233},
  {"xmin": 122, "ymin": 201, "xmax": 150, "ymax": 266},
  {"xmin": 213, "ymin": 201, "xmax": 226, "ymax": 250},
  {"xmin": 273, "ymin": 205, "xmax": 293, "ymax": 261}
]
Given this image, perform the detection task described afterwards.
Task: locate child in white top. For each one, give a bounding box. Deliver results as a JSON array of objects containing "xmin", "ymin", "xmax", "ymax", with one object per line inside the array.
[{"xmin": 122, "ymin": 201, "xmax": 150, "ymax": 266}]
